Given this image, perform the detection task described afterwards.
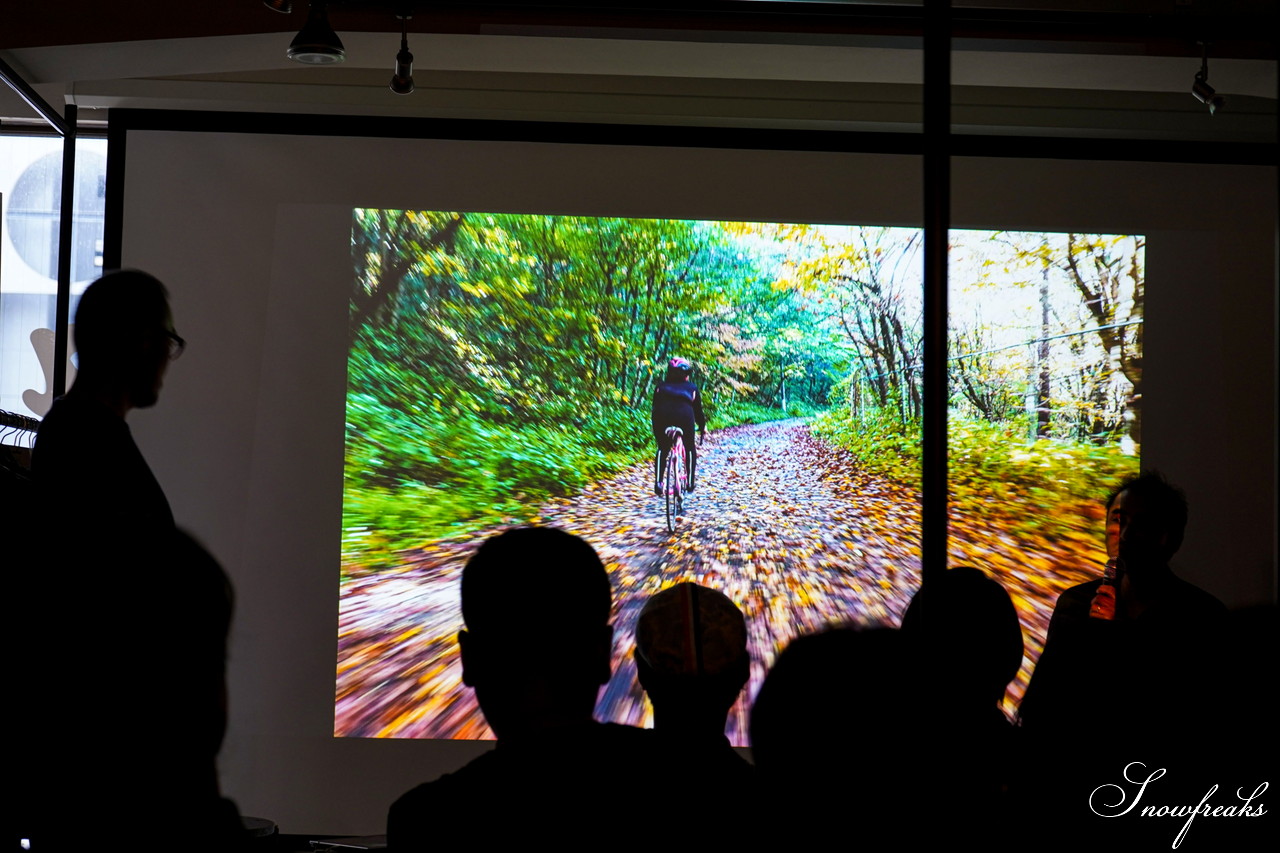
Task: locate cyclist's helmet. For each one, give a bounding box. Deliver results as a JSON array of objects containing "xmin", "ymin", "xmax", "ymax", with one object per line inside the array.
[{"xmin": 668, "ymin": 357, "xmax": 692, "ymax": 376}]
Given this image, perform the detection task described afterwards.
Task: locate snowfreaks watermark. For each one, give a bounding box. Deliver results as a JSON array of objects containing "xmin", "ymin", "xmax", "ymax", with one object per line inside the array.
[{"xmin": 1089, "ymin": 762, "xmax": 1268, "ymax": 848}]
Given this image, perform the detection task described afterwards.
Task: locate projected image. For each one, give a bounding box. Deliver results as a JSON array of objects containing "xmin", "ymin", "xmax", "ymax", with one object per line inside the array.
[
  {"xmin": 947, "ymin": 232, "xmax": 1144, "ymax": 710},
  {"xmin": 335, "ymin": 211, "xmax": 1141, "ymax": 742}
]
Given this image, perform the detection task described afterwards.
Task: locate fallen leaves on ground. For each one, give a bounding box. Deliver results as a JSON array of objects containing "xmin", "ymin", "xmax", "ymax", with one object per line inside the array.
[{"xmin": 335, "ymin": 419, "xmax": 1102, "ymax": 744}]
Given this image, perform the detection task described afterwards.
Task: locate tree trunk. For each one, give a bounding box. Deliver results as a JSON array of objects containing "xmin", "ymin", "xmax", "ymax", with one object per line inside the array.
[{"xmin": 1036, "ymin": 266, "xmax": 1052, "ymax": 439}]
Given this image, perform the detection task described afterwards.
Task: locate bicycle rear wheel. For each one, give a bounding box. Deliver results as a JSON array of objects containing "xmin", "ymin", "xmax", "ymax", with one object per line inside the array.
[{"xmin": 674, "ymin": 443, "xmax": 685, "ymax": 515}]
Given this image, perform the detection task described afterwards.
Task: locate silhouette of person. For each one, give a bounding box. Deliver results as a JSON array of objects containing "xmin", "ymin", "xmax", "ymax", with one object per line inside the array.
[
  {"xmin": 1016, "ymin": 473, "xmax": 1229, "ymax": 846},
  {"xmin": 1019, "ymin": 472, "xmax": 1226, "ymax": 737},
  {"xmin": 33, "ymin": 269, "xmax": 181, "ymax": 534},
  {"xmin": 750, "ymin": 627, "xmax": 930, "ymax": 839},
  {"xmin": 900, "ymin": 566, "xmax": 1023, "ymax": 724},
  {"xmin": 634, "ymin": 583, "xmax": 754, "ymax": 784},
  {"xmin": 900, "ymin": 567, "xmax": 1024, "ymax": 826},
  {"xmin": 22, "ymin": 271, "xmax": 244, "ymax": 849},
  {"xmin": 17, "ymin": 528, "xmax": 245, "ymax": 850},
  {"xmin": 388, "ymin": 528, "xmax": 659, "ymax": 849}
]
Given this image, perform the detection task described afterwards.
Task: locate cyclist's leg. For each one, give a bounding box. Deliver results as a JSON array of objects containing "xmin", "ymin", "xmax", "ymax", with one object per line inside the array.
[
  {"xmin": 680, "ymin": 417, "xmax": 698, "ymax": 491},
  {"xmin": 664, "ymin": 441, "xmax": 680, "ymax": 530},
  {"xmin": 653, "ymin": 428, "xmax": 668, "ymax": 495}
]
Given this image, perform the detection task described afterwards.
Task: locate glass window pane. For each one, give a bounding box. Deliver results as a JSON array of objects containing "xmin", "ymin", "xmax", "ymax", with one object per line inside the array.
[{"xmin": 0, "ymin": 135, "xmax": 107, "ymax": 418}]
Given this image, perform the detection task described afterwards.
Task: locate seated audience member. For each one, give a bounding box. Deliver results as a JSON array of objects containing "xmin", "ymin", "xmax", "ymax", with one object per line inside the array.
[
  {"xmin": 750, "ymin": 628, "xmax": 931, "ymax": 838},
  {"xmin": 388, "ymin": 527, "xmax": 659, "ymax": 849},
  {"xmin": 900, "ymin": 567, "xmax": 1024, "ymax": 814},
  {"xmin": 634, "ymin": 583, "xmax": 754, "ymax": 783},
  {"xmin": 900, "ymin": 566, "xmax": 1023, "ymax": 725}
]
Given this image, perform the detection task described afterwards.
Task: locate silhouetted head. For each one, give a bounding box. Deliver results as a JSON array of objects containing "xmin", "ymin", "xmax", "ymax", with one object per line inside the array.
[
  {"xmin": 750, "ymin": 627, "xmax": 918, "ymax": 778},
  {"xmin": 635, "ymin": 583, "xmax": 749, "ymax": 735},
  {"xmin": 72, "ymin": 270, "xmax": 178, "ymax": 411},
  {"xmin": 1105, "ymin": 472, "xmax": 1187, "ymax": 570},
  {"xmin": 459, "ymin": 527, "xmax": 612, "ymax": 738},
  {"xmin": 900, "ymin": 567, "xmax": 1023, "ymax": 708}
]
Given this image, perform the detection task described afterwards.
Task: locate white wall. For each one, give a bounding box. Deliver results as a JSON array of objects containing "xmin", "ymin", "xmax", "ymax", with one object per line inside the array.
[{"xmin": 116, "ymin": 128, "xmax": 1275, "ymax": 833}]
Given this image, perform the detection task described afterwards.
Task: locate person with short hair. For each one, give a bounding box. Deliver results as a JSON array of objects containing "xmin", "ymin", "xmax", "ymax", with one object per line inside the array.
[
  {"xmin": 24, "ymin": 270, "xmax": 244, "ymax": 849},
  {"xmin": 1015, "ymin": 472, "xmax": 1228, "ymax": 845},
  {"xmin": 750, "ymin": 626, "xmax": 929, "ymax": 841},
  {"xmin": 1021, "ymin": 473, "xmax": 1226, "ymax": 730},
  {"xmin": 388, "ymin": 527, "xmax": 660, "ymax": 849},
  {"xmin": 33, "ymin": 268, "xmax": 183, "ymax": 532},
  {"xmin": 901, "ymin": 566, "xmax": 1024, "ymax": 716},
  {"xmin": 900, "ymin": 567, "xmax": 1024, "ymax": 824},
  {"xmin": 1030, "ymin": 472, "xmax": 1224, "ymax": 661},
  {"xmin": 634, "ymin": 583, "xmax": 754, "ymax": 784}
]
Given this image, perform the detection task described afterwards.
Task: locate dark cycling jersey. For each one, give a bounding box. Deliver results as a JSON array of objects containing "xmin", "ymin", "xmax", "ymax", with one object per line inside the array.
[{"xmin": 651, "ymin": 379, "xmax": 706, "ymax": 439}]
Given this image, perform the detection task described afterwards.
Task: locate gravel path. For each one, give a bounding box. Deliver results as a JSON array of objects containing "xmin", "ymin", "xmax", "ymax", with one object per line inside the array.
[{"xmin": 335, "ymin": 419, "xmax": 1099, "ymax": 743}]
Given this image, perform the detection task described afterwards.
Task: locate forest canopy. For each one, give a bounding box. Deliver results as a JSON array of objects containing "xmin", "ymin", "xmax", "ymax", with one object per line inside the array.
[{"xmin": 344, "ymin": 210, "xmax": 1142, "ymax": 562}]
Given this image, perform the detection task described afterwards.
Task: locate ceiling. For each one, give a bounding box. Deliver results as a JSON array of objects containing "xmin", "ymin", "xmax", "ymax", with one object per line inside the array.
[{"xmin": 2, "ymin": 1, "xmax": 1276, "ymax": 141}]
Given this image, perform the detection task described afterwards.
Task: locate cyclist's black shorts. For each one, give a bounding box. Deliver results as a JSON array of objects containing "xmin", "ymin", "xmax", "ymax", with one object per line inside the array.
[{"xmin": 654, "ymin": 420, "xmax": 697, "ymax": 457}]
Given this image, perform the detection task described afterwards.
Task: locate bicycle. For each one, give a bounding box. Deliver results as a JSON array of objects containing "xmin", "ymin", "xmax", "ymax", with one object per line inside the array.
[{"xmin": 658, "ymin": 425, "xmax": 689, "ymax": 533}]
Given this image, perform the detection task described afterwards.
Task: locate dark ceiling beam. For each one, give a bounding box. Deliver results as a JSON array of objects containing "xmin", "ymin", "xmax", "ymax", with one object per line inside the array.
[{"xmin": 2, "ymin": 2, "xmax": 1275, "ymax": 59}]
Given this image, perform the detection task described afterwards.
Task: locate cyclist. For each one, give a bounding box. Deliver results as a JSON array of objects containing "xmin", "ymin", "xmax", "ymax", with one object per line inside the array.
[{"xmin": 652, "ymin": 357, "xmax": 706, "ymax": 494}]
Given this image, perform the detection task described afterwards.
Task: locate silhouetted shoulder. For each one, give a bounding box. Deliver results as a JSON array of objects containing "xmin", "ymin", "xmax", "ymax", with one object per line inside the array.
[
  {"xmin": 652, "ymin": 732, "xmax": 755, "ymax": 787},
  {"xmin": 1049, "ymin": 574, "xmax": 1223, "ymax": 636},
  {"xmin": 34, "ymin": 394, "xmax": 174, "ymax": 531},
  {"xmin": 387, "ymin": 748, "xmax": 501, "ymax": 847},
  {"xmin": 1045, "ymin": 580, "xmax": 1099, "ymax": 638},
  {"xmin": 1164, "ymin": 574, "xmax": 1227, "ymax": 614},
  {"xmin": 388, "ymin": 724, "xmax": 659, "ymax": 850},
  {"xmin": 34, "ymin": 395, "xmax": 126, "ymax": 476}
]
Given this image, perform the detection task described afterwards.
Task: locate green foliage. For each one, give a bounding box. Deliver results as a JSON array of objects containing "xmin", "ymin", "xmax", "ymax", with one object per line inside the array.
[
  {"xmin": 785, "ymin": 401, "xmax": 821, "ymax": 419},
  {"xmin": 813, "ymin": 406, "xmax": 922, "ymax": 484},
  {"xmin": 343, "ymin": 213, "xmax": 1141, "ymax": 567},
  {"xmin": 344, "ymin": 388, "xmax": 654, "ymax": 565},
  {"xmin": 343, "ymin": 209, "xmax": 870, "ymax": 566},
  {"xmin": 947, "ymin": 416, "xmax": 1138, "ymax": 537},
  {"xmin": 705, "ymin": 401, "xmax": 791, "ymax": 429},
  {"xmin": 814, "ymin": 405, "xmax": 1138, "ymax": 540}
]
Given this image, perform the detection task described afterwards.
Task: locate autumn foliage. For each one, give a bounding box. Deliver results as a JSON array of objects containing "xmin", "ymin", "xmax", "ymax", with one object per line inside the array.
[{"xmin": 337, "ymin": 212, "xmax": 1144, "ymax": 735}]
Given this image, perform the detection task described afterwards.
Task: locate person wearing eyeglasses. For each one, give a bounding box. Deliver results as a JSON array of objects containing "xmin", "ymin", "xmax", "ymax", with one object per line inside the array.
[
  {"xmin": 24, "ymin": 270, "xmax": 246, "ymax": 849},
  {"xmin": 33, "ymin": 268, "xmax": 184, "ymax": 529}
]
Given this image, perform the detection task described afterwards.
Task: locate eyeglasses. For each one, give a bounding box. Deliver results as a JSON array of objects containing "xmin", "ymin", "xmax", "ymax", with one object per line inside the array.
[{"xmin": 166, "ymin": 330, "xmax": 186, "ymax": 360}]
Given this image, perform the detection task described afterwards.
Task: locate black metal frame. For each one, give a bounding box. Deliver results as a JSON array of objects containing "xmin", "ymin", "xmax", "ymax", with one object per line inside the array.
[
  {"xmin": 921, "ymin": 0, "xmax": 949, "ymax": 582},
  {"xmin": 0, "ymin": 56, "xmax": 69, "ymax": 135},
  {"xmin": 6, "ymin": 0, "xmax": 1277, "ymax": 585},
  {"xmin": 52, "ymin": 104, "xmax": 77, "ymax": 401}
]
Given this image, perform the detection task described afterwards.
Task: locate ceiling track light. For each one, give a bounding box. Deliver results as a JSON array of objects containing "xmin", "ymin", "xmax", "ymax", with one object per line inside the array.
[
  {"xmin": 288, "ymin": 1, "xmax": 345, "ymax": 65},
  {"xmin": 1191, "ymin": 42, "xmax": 1225, "ymax": 115},
  {"xmin": 263, "ymin": 0, "xmax": 293, "ymax": 13},
  {"xmin": 390, "ymin": 15, "xmax": 414, "ymax": 95}
]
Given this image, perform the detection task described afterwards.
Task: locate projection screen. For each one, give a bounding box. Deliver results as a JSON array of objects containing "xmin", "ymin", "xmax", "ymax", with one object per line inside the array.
[{"xmin": 106, "ymin": 113, "xmax": 1275, "ymax": 833}]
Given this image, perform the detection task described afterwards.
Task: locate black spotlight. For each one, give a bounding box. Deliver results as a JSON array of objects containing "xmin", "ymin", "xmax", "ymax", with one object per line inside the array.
[
  {"xmin": 288, "ymin": 2, "xmax": 345, "ymax": 64},
  {"xmin": 1191, "ymin": 44, "xmax": 1225, "ymax": 115},
  {"xmin": 263, "ymin": 0, "xmax": 292, "ymax": 13},
  {"xmin": 390, "ymin": 17, "xmax": 414, "ymax": 95}
]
